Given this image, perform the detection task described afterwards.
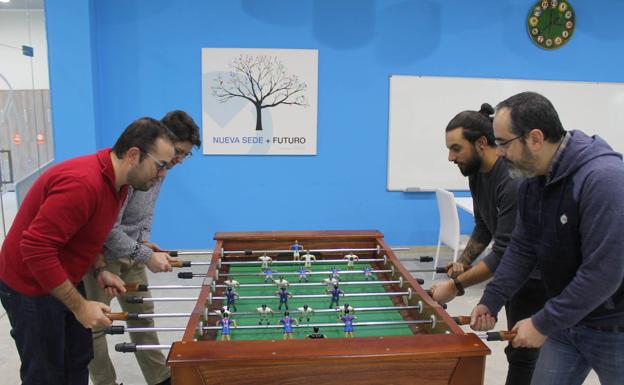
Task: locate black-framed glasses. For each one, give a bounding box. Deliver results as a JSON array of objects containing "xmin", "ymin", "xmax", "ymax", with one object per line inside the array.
[
  {"xmin": 174, "ymin": 147, "xmax": 193, "ymax": 160},
  {"xmin": 141, "ymin": 150, "xmax": 169, "ymax": 171},
  {"xmin": 495, "ymin": 135, "xmax": 523, "ymax": 148}
]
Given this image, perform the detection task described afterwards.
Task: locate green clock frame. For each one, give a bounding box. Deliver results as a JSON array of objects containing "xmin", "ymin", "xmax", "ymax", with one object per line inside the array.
[{"xmin": 527, "ymin": 0, "xmax": 575, "ymax": 50}]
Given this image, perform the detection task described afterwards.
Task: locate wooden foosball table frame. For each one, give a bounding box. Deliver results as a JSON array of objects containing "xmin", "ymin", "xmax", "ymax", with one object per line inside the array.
[{"xmin": 167, "ymin": 230, "xmax": 490, "ymax": 385}]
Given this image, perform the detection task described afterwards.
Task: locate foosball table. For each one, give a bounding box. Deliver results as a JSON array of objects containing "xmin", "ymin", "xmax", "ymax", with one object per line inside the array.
[{"xmin": 114, "ymin": 230, "xmax": 492, "ymax": 385}]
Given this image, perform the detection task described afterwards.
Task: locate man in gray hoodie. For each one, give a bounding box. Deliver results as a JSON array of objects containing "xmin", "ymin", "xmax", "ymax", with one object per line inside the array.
[
  {"xmin": 471, "ymin": 92, "xmax": 624, "ymax": 385},
  {"xmin": 85, "ymin": 110, "xmax": 201, "ymax": 385}
]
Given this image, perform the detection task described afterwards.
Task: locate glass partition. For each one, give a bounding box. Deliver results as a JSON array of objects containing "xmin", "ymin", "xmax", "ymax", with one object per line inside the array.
[{"xmin": 0, "ymin": 0, "xmax": 53, "ymax": 241}]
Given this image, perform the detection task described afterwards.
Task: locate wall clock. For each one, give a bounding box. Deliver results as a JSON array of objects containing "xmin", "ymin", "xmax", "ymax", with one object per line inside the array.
[{"xmin": 527, "ymin": 0, "xmax": 575, "ymax": 50}]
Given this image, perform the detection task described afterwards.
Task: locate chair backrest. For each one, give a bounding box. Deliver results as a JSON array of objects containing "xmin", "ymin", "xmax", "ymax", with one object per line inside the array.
[{"xmin": 435, "ymin": 188, "xmax": 460, "ymax": 249}]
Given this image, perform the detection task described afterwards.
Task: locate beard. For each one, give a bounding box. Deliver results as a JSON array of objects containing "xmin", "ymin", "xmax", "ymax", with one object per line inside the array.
[
  {"xmin": 507, "ymin": 164, "xmax": 531, "ymax": 179},
  {"xmin": 127, "ymin": 166, "xmax": 157, "ymax": 191},
  {"xmin": 504, "ymin": 146, "xmax": 538, "ymax": 179},
  {"xmin": 456, "ymin": 152, "xmax": 482, "ymax": 177}
]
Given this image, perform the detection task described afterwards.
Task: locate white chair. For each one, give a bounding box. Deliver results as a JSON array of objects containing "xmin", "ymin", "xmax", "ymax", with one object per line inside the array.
[{"xmin": 432, "ymin": 188, "xmax": 462, "ymax": 280}]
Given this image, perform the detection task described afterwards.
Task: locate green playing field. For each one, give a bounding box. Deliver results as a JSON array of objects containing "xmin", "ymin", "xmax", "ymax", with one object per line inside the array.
[{"xmin": 216, "ymin": 262, "xmax": 415, "ymax": 340}]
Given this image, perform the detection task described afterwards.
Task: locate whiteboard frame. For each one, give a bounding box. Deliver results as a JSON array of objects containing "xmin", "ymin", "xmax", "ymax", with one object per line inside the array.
[{"xmin": 387, "ymin": 75, "xmax": 624, "ymax": 191}]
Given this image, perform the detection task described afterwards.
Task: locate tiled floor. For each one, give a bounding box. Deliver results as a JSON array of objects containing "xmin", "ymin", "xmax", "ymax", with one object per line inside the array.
[{"xmin": 0, "ymin": 246, "xmax": 601, "ymax": 384}]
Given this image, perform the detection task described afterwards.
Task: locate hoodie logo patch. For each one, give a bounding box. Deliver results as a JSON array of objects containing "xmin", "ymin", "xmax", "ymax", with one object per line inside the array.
[{"xmin": 560, "ymin": 214, "xmax": 568, "ymax": 225}]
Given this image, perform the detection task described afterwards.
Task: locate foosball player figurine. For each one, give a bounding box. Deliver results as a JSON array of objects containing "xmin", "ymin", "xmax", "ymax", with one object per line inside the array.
[
  {"xmin": 290, "ymin": 240, "xmax": 303, "ymax": 261},
  {"xmin": 297, "ymin": 266, "xmax": 310, "ymax": 283},
  {"xmin": 327, "ymin": 284, "xmax": 344, "ymax": 309},
  {"xmin": 340, "ymin": 309, "xmax": 356, "ymax": 338},
  {"xmin": 344, "ymin": 251, "xmax": 359, "ymax": 270},
  {"xmin": 273, "ymin": 275, "xmax": 290, "ymax": 289},
  {"xmin": 338, "ymin": 303, "xmax": 355, "ymax": 316},
  {"xmin": 275, "ymin": 287, "xmax": 293, "ymax": 310},
  {"xmin": 363, "ymin": 266, "xmax": 375, "ymax": 280},
  {"xmin": 297, "ymin": 304, "xmax": 315, "ymax": 323},
  {"xmin": 219, "ymin": 305, "xmax": 232, "ymax": 318},
  {"xmin": 263, "ymin": 267, "xmax": 274, "ymax": 283},
  {"xmin": 224, "ymin": 277, "xmax": 240, "ymax": 289},
  {"xmin": 301, "ymin": 250, "xmax": 316, "ymax": 269},
  {"xmin": 279, "ymin": 311, "xmax": 299, "ymax": 340},
  {"xmin": 224, "ymin": 286, "xmax": 239, "ymax": 312},
  {"xmin": 258, "ymin": 254, "xmax": 273, "ymax": 270},
  {"xmin": 330, "ymin": 266, "xmax": 340, "ymax": 279},
  {"xmin": 306, "ymin": 326, "xmax": 326, "ymax": 339},
  {"xmin": 256, "ymin": 304, "xmax": 274, "ymax": 325},
  {"xmin": 217, "ymin": 316, "xmax": 237, "ymax": 341},
  {"xmin": 322, "ymin": 273, "xmax": 339, "ymax": 289}
]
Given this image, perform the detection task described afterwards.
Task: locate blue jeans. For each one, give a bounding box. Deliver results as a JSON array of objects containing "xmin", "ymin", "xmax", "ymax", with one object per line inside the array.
[
  {"xmin": 531, "ymin": 325, "xmax": 624, "ymax": 385},
  {"xmin": 0, "ymin": 280, "xmax": 93, "ymax": 385}
]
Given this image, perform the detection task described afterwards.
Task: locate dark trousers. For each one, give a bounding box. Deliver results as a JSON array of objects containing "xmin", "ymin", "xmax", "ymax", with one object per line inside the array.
[
  {"xmin": 0, "ymin": 280, "xmax": 93, "ymax": 385},
  {"xmin": 504, "ymin": 278, "xmax": 548, "ymax": 385}
]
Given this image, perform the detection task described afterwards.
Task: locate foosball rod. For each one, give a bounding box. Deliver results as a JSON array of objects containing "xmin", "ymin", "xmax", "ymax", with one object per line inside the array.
[
  {"xmin": 215, "ymin": 279, "xmax": 405, "ymax": 289},
  {"xmin": 219, "ymin": 256, "xmax": 434, "ymax": 266},
  {"xmin": 178, "ymin": 271, "xmax": 425, "ymax": 285},
  {"xmin": 221, "ymin": 257, "xmax": 388, "ymax": 266},
  {"xmin": 106, "ymin": 312, "xmax": 192, "ymax": 320},
  {"xmin": 106, "ymin": 304, "xmax": 431, "ymax": 321},
  {"xmin": 115, "ymin": 343, "xmax": 171, "ymax": 352},
  {"xmin": 189, "ymin": 268, "xmax": 396, "ymax": 278},
  {"xmin": 168, "ymin": 246, "xmax": 411, "ymax": 257},
  {"xmin": 169, "ymin": 255, "xmax": 434, "ymax": 268},
  {"xmin": 106, "ymin": 318, "xmax": 442, "ymax": 334},
  {"xmin": 408, "ymin": 263, "xmax": 472, "ymax": 274},
  {"xmin": 125, "ymin": 289, "xmax": 414, "ymax": 304},
  {"xmin": 169, "ymin": 261, "xmax": 429, "ymax": 269},
  {"xmin": 475, "ymin": 331, "xmax": 516, "ymax": 341},
  {"xmin": 125, "ymin": 279, "xmax": 408, "ymax": 292},
  {"xmin": 207, "ymin": 290, "xmax": 414, "ymax": 302},
  {"xmin": 113, "ymin": 328, "xmax": 512, "ymax": 353}
]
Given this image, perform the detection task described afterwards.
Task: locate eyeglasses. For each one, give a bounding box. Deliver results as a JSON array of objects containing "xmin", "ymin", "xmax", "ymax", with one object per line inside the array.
[
  {"xmin": 174, "ymin": 147, "xmax": 193, "ymax": 160},
  {"xmin": 141, "ymin": 150, "xmax": 169, "ymax": 171},
  {"xmin": 495, "ymin": 135, "xmax": 523, "ymax": 148}
]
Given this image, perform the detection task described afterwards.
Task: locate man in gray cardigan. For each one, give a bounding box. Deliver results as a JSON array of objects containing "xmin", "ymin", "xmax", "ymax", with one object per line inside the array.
[{"xmin": 84, "ymin": 110, "xmax": 201, "ymax": 385}]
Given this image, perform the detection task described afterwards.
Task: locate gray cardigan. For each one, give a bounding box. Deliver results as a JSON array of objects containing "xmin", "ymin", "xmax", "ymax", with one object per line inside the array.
[{"xmin": 103, "ymin": 179, "xmax": 162, "ymax": 264}]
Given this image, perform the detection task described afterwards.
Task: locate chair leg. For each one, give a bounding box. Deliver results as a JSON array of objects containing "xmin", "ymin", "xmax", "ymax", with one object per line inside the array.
[
  {"xmin": 452, "ymin": 246, "xmax": 459, "ymax": 263},
  {"xmin": 433, "ymin": 240, "xmax": 442, "ymax": 281}
]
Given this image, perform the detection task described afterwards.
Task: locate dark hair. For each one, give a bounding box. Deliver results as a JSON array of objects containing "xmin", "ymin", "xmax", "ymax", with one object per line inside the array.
[
  {"xmin": 445, "ymin": 103, "xmax": 495, "ymax": 146},
  {"xmin": 161, "ymin": 110, "xmax": 201, "ymax": 148},
  {"xmin": 313, "ymin": 327, "xmax": 320, "ymax": 332},
  {"xmin": 112, "ymin": 117, "xmax": 176, "ymax": 159},
  {"xmin": 496, "ymin": 92, "xmax": 565, "ymax": 143}
]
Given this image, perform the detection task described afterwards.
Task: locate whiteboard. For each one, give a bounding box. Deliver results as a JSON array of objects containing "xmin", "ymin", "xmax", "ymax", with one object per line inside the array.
[{"xmin": 387, "ymin": 75, "xmax": 624, "ymax": 191}]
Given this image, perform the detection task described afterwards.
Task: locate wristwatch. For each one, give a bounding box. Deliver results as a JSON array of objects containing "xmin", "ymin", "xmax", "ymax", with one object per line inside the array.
[{"xmin": 452, "ymin": 277, "xmax": 465, "ymax": 296}]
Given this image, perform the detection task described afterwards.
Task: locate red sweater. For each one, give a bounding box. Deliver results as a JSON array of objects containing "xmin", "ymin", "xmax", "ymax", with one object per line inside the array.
[{"xmin": 0, "ymin": 148, "xmax": 128, "ymax": 295}]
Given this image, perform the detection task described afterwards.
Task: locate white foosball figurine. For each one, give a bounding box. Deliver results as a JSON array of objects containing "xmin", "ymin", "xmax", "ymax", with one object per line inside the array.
[
  {"xmin": 344, "ymin": 252, "xmax": 359, "ymax": 270},
  {"xmin": 297, "ymin": 304, "xmax": 315, "ymax": 323},
  {"xmin": 301, "ymin": 250, "xmax": 317, "ymax": 269},
  {"xmin": 258, "ymin": 254, "xmax": 273, "ymax": 270},
  {"xmin": 256, "ymin": 304, "xmax": 274, "ymax": 325}
]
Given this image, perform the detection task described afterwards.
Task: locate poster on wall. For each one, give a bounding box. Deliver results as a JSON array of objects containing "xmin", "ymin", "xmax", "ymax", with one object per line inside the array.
[{"xmin": 202, "ymin": 48, "xmax": 318, "ymax": 155}]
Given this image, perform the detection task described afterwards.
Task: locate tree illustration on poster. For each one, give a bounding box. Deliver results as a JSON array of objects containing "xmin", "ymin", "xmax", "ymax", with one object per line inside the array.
[{"xmin": 211, "ymin": 55, "xmax": 308, "ymax": 131}]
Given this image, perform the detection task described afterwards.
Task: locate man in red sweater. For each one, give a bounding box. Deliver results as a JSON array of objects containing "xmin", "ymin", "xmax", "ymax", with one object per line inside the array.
[{"xmin": 0, "ymin": 117, "xmax": 176, "ymax": 385}]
